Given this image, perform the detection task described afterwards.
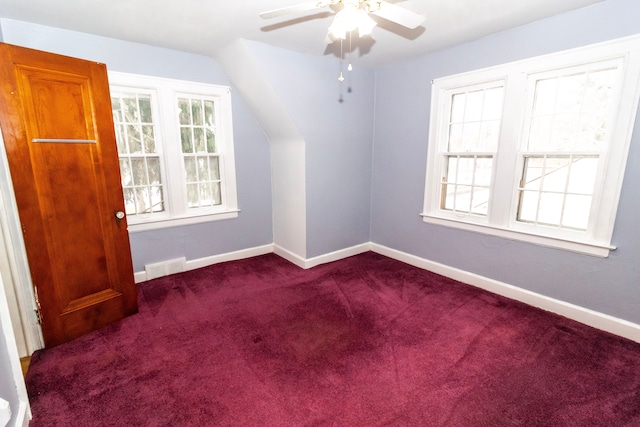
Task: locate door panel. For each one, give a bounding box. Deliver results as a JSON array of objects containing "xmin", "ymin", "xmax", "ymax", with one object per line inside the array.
[{"xmin": 0, "ymin": 43, "xmax": 138, "ymax": 347}]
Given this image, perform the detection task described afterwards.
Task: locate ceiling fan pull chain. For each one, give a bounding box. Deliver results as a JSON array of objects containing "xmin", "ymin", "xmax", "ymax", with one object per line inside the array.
[
  {"xmin": 348, "ymin": 31, "xmax": 353, "ymax": 72},
  {"xmin": 338, "ymin": 37, "xmax": 345, "ymax": 103}
]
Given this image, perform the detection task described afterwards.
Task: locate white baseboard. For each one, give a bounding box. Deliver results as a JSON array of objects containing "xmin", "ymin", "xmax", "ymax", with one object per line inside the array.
[
  {"xmin": 133, "ymin": 241, "xmax": 640, "ymax": 343},
  {"xmin": 370, "ymin": 243, "xmax": 640, "ymax": 343},
  {"xmin": 304, "ymin": 243, "xmax": 371, "ymax": 269},
  {"xmin": 273, "ymin": 243, "xmax": 371, "ymax": 269},
  {"xmin": 186, "ymin": 244, "xmax": 273, "ymax": 270},
  {"xmin": 134, "ymin": 244, "xmax": 274, "ymax": 283},
  {"xmin": 133, "ymin": 270, "xmax": 147, "ymax": 283},
  {"xmin": 272, "ymin": 245, "xmax": 306, "ymax": 269}
]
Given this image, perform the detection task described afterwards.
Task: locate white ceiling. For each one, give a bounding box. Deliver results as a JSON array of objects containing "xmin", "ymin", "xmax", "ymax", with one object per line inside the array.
[{"xmin": 0, "ymin": 0, "xmax": 604, "ymax": 67}]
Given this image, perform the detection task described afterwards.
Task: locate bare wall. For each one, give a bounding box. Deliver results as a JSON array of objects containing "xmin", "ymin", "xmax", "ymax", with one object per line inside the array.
[{"xmin": 371, "ymin": 0, "xmax": 640, "ymax": 324}]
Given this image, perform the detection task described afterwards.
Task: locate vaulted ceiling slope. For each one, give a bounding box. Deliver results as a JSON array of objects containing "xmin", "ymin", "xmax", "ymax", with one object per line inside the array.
[{"xmin": 0, "ymin": 0, "xmax": 604, "ymax": 67}]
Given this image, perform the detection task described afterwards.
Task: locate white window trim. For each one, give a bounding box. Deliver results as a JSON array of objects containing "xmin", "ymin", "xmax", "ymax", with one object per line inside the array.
[
  {"xmin": 421, "ymin": 35, "xmax": 640, "ymax": 257},
  {"xmin": 108, "ymin": 72, "xmax": 239, "ymax": 233}
]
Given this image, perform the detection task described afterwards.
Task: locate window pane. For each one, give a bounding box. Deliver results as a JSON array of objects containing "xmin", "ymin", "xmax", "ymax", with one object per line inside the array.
[
  {"xmin": 130, "ymin": 158, "xmax": 147, "ymax": 185},
  {"xmin": 448, "ymin": 124, "xmax": 463, "ymax": 151},
  {"xmin": 120, "ymin": 159, "xmax": 132, "ymax": 186},
  {"xmin": 123, "ymin": 97, "xmax": 138, "ymax": 123},
  {"xmin": 518, "ymin": 191, "xmax": 539, "ymax": 223},
  {"xmin": 556, "ymin": 73, "xmax": 586, "ymax": 113},
  {"xmin": 204, "ymin": 101, "xmax": 215, "ymax": 126},
  {"xmin": 566, "ymin": 157, "xmax": 598, "ymax": 194},
  {"xmin": 446, "ymin": 157, "xmax": 458, "ymax": 184},
  {"xmin": 533, "ymin": 78, "xmax": 558, "ymax": 115},
  {"xmin": 212, "ymin": 182, "xmax": 222, "ymax": 205},
  {"xmin": 457, "ymin": 157, "xmax": 475, "ymax": 185},
  {"xmin": 210, "ymin": 157, "xmax": 220, "ymax": 180},
  {"xmin": 115, "ymin": 124, "xmax": 127, "ymax": 153},
  {"xmin": 453, "ymin": 185, "xmax": 472, "ymax": 212},
  {"xmin": 197, "ymin": 156, "xmax": 209, "ymax": 181},
  {"xmin": 184, "ymin": 157, "xmax": 197, "ymax": 182},
  {"xmin": 187, "ymin": 183, "xmax": 199, "ymax": 208},
  {"xmin": 199, "ymin": 182, "xmax": 212, "ymax": 206},
  {"xmin": 483, "ymin": 87, "xmax": 504, "ymax": 120},
  {"xmin": 579, "ymin": 112, "xmax": 607, "ymax": 150},
  {"xmin": 541, "ymin": 157, "xmax": 570, "ymax": 192},
  {"xmin": 192, "ymin": 99, "xmax": 203, "ymax": 126},
  {"xmin": 178, "ymin": 99, "xmax": 191, "ymax": 125},
  {"xmin": 465, "ymin": 90, "xmax": 483, "ymax": 122},
  {"xmin": 538, "ymin": 192, "xmax": 564, "ymax": 226},
  {"xmin": 127, "ymin": 125, "xmax": 142, "ymax": 154},
  {"xmin": 475, "ymin": 157, "xmax": 493, "ymax": 186},
  {"xmin": 111, "ymin": 98, "xmax": 123, "ymax": 122},
  {"xmin": 522, "ymin": 157, "xmax": 544, "ymax": 190},
  {"xmin": 443, "ymin": 184, "xmax": 455, "ymax": 210},
  {"xmin": 123, "ymin": 188, "xmax": 136, "ymax": 215},
  {"xmin": 479, "ymin": 121, "xmax": 500, "ymax": 151},
  {"xmin": 451, "ymin": 93, "xmax": 465, "ymax": 123},
  {"xmin": 149, "ymin": 186, "xmax": 164, "ymax": 213},
  {"xmin": 194, "ymin": 128, "xmax": 206, "ymax": 153},
  {"xmin": 461, "ymin": 122, "xmax": 481, "ymax": 150},
  {"xmin": 206, "ymin": 129, "xmax": 216, "ymax": 153},
  {"xmin": 528, "ymin": 116, "xmax": 553, "ymax": 152},
  {"xmin": 470, "ymin": 187, "xmax": 490, "ymax": 215},
  {"xmin": 135, "ymin": 187, "xmax": 150, "ymax": 214},
  {"xmin": 139, "ymin": 95, "xmax": 153, "ymax": 123},
  {"xmin": 562, "ymin": 194, "xmax": 591, "ymax": 230},
  {"xmin": 181, "ymin": 128, "xmax": 193, "ymax": 153},
  {"xmin": 147, "ymin": 157, "xmax": 161, "ymax": 185},
  {"xmin": 549, "ymin": 113, "xmax": 580, "ymax": 150},
  {"xmin": 142, "ymin": 125, "xmax": 156, "ymax": 154}
]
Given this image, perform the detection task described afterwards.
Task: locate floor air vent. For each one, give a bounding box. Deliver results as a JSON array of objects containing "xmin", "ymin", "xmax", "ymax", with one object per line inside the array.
[{"xmin": 144, "ymin": 257, "xmax": 187, "ymax": 280}]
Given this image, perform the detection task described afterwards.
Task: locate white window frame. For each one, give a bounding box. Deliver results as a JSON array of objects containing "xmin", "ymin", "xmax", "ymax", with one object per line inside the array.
[
  {"xmin": 422, "ymin": 35, "xmax": 640, "ymax": 257},
  {"xmin": 108, "ymin": 72, "xmax": 239, "ymax": 232}
]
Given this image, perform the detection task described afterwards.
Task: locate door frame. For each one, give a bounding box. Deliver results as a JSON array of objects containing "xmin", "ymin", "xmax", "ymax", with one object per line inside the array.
[{"xmin": 0, "ymin": 124, "xmax": 44, "ymax": 356}]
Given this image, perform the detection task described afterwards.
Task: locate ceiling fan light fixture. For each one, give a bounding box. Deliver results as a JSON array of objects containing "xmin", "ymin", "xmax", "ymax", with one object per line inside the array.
[
  {"xmin": 356, "ymin": 9, "xmax": 377, "ymax": 37},
  {"xmin": 328, "ymin": 1, "xmax": 377, "ymax": 40}
]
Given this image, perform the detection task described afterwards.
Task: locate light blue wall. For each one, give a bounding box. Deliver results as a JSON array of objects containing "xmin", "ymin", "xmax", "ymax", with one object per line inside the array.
[
  {"xmin": 371, "ymin": 0, "xmax": 640, "ymax": 324},
  {"xmin": 246, "ymin": 41, "xmax": 374, "ymax": 258},
  {"xmin": 2, "ymin": 0, "xmax": 638, "ymax": 327},
  {"xmin": 0, "ymin": 20, "xmax": 273, "ymax": 272}
]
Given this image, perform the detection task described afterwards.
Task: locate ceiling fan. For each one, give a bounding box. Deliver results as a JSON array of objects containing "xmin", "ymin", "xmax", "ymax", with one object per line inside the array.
[{"xmin": 259, "ymin": 0, "xmax": 426, "ymax": 40}]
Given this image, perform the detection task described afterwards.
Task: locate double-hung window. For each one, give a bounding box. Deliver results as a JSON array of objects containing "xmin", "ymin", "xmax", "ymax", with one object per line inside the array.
[
  {"xmin": 109, "ymin": 72, "xmax": 238, "ymax": 232},
  {"xmin": 422, "ymin": 36, "xmax": 640, "ymax": 257}
]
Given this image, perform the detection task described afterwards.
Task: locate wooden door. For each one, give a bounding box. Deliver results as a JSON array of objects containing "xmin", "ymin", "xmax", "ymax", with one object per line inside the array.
[{"xmin": 0, "ymin": 43, "xmax": 138, "ymax": 347}]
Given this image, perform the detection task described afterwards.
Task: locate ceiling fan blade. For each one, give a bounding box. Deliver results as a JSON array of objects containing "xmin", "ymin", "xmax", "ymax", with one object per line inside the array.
[
  {"xmin": 259, "ymin": 1, "xmax": 325, "ymax": 19},
  {"xmin": 370, "ymin": 1, "xmax": 425, "ymax": 29}
]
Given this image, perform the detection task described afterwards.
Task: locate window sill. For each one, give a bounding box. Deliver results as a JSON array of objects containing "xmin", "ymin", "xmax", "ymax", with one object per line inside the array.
[
  {"xmin": 420, "ymin": 213, "xmax": 615, "ymax": 258},
  {"xmin": 127, "ymin": 209, "xmax": 240, "ymax": 233}
]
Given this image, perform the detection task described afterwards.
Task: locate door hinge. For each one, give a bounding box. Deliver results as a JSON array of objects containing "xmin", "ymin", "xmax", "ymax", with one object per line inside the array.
[{"xmin": 33, "ymin": 286, "xmax": 43, "ymax": 325}]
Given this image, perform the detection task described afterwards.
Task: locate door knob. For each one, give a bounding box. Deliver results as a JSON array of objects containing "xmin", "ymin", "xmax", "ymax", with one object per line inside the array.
[{"xmin": 115, "ymin": 210, "xmax": 125, "ymax": 227}]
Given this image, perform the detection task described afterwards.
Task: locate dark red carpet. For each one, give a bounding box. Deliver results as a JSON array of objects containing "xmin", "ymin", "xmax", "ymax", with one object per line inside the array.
[{"xmin": 26, "ymin": 252, "xmax": 640, "ymax": 426}]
